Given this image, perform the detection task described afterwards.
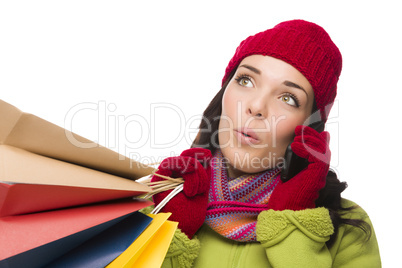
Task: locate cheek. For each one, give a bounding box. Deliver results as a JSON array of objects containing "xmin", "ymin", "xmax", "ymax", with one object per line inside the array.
[
  {"xmin": 273, "ymin": 116, "xmax": 303, "ymax": 155},
  {"xmin": 221, "ymin": 88, "xmax": 237, "ymax": 118},
  {"xmin": 218, "ymin": 91, "xmax": 232, "ymax": 147},
  {"xmin": 218, "ymin": 118, "xmax": 229, "ymax": 148},
  {"xmin": 219, "ymin": 88, "xmax": 239, "ymax": 142}
]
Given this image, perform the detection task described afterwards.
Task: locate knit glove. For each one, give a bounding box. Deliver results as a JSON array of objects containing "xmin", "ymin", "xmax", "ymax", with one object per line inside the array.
[
  {"xmin": 151, "ymin": 148, "xmax": 212, "ymax": 239},
  {"xmin": 269, "ymin": 125, "xmax": 330, "ymax": 211}
]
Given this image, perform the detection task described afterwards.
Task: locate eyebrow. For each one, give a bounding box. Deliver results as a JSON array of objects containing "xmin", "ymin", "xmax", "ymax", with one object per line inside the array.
[
  {"xmin": 238, "ymin": 64, "xmax": 261, "ymax": 75},
  {"xmin": 283, "ymin": 80, "xmax": 308, "ymax": 97}
]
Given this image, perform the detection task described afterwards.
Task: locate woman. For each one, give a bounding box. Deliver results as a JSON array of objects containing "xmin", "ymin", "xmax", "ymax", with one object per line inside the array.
[{"xmin": 150, "ymin": 19, "xmax": 381, "ymax": 267}]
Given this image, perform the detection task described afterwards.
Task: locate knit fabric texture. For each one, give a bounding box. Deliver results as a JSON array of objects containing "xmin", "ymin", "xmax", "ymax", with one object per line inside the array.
[
  {"xmin": 163, "ymin": 229, "xmax": 201, "ymax": 268},
  {"xmin": 204, "ymin": 150, "xmax": 281, "ymax": 242},
  {"xmin": 222, "ymin": 19, "xmax": 342, "ymax": 122},
  {"xmin": 256, "ymin": 207, "xmax": 334, "ymax": 248}
]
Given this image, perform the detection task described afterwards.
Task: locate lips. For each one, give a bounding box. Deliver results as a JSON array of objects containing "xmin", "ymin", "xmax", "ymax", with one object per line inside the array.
[{"xmin": 234, "ymin": 127, "xmax": 260, "ymax": 144}]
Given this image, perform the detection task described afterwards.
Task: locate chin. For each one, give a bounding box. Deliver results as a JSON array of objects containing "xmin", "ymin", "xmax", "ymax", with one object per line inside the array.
[
  {"xmin": 223, "ymin": 147, "xmax": 281, "ymax": 175},
  {"xmin": 237, "ymin": 166, "xmax": 269, "ymax": 175},
  {"xmin": 241, "ymin": 160, "xmax": 277, "ymax": 173}
]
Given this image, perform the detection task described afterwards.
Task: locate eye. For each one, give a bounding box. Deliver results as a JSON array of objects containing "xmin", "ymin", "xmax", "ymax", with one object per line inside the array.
[
  {"xmin": 235, "ymin": 75, "xmax": 254, "ymax": 88},
  {"xmin": 281, "ymin": 94, "xmax": 300, "ymax": 107}
]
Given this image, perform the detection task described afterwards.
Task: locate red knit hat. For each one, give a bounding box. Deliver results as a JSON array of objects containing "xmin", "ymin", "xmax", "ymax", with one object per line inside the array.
[{"xmin": 222, "ymin": 20, "xmax": 342, "ymax": 122}]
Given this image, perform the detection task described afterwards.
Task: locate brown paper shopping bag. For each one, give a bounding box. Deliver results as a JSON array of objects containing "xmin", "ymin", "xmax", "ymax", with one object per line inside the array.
[
  {"xmin": 0, "ymin": 100, "xmax": 156, "ymax": 215},
  {"xmin": 0, "ymin": 145, "xmax": 151, "ymax": 216},
  {"xmin": 0, "ymin": 99, "xmax": 155, "ymax": 180}
]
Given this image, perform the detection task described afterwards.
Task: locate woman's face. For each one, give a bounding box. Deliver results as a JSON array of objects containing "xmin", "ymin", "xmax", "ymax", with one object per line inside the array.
[{"xmin": 218, "ymin": 55, "xmax": 315, "ymax": 177}]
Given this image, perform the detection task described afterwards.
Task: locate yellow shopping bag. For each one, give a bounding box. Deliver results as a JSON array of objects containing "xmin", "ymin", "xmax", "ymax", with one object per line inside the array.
[{"xmin": 107, "ymin": 212, "xmax": 178, "ymax": 268}]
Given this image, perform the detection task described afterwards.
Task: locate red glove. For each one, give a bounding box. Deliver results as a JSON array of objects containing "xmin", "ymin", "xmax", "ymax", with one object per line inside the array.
[
  {"xmin": 151, "ymin": 148, "xmax": 212, "ymax": 239},
  {"xmin": 269, "ymin": 125, "xmax": 331, "ymax": 211}
]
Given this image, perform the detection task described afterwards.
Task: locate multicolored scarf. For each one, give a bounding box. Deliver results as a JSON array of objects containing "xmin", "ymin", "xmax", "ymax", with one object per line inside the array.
[{"xmin": 205, "ymin": 150, "xmax": 281, "ymax": 242}]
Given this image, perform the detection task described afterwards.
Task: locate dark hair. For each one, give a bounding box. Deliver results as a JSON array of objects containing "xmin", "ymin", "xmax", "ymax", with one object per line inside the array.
[{"xmin": 192, "ymin": 68, "xmax": 371, "ymax": 247}]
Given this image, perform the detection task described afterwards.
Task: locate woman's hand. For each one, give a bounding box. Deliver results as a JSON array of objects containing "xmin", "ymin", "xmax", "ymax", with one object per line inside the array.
[
  {"xmin": 151, "ymin": 148, "xmax": 212, "ymax": 239},
  {"xmin": 269, "ymin": 125, "xmax": 331, "ymax": 211}
]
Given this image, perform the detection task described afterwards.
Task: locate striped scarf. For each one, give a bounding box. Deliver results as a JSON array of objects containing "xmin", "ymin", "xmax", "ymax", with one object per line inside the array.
[{"xmin": 205, "ymin": 150, "xmax": 281, "ymax": 242}]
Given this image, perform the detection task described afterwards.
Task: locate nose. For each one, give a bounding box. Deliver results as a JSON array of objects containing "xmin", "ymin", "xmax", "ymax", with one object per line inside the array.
[{"xmin": 247, "ymin": 98, "xmax": 267, "ymax": 119}]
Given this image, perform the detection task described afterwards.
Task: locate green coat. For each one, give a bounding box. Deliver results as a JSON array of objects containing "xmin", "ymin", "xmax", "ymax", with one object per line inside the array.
[{"xmin": 161, "ymin": 199, "xmax": 381, "ymax": 268}]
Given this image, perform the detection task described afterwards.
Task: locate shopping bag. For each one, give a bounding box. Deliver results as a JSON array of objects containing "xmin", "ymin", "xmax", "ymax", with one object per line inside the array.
[
  {"xmin": 0, "ymin": 181, "xmax": 149, "ymax": 217},
  {"xmin": 0, "ymin": 99, "xmax": 155, "ymax": 179},
  {"xmin": 132, "ymin": 214, "xmax": 178, "ymax": 268},
  {"xmin": 0, "ymin": 198, "xmax": 152, "ymax": 268},
  {"xmin": 44, "ymin": 211, "xmax": 153, "ymax": 268},
  {"xmin": 107, "ymin": 213, "xmax": 178, "ymax": 268},
  {"xmin": 0, "ymin": 145, "xmax": 151, "ymax": 216}
]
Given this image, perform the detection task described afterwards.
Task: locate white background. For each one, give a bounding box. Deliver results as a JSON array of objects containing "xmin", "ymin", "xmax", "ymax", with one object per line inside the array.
[{"xmin": 1, "ymin": 1, "xmax": 400, "ymax": 266}]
